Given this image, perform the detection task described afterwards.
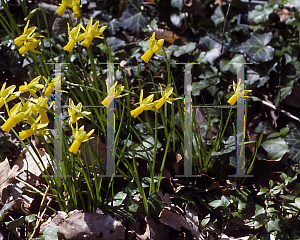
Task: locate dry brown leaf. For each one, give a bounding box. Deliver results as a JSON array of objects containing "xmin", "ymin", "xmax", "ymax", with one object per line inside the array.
[
  {"xmin": 159, "ymin": 208, "xmax": 192, "ymax": 232},
  {"xmin": 185, "ymin": 203, "xmax": 205, "ymax": 240},
  {"xmin": 277, "ymin": 8, "xmax": 291, "ymax": 22},
  {"xmin": 40, "ymin": 210, "xmax": 125, "ymax": 240},
  {"xmin": 132, "ymin": 217, "xmax": 170, "ymax": 240},
  {"xmin": 0, "ymin": 158, "xmax": 24, "ymax": 204}
]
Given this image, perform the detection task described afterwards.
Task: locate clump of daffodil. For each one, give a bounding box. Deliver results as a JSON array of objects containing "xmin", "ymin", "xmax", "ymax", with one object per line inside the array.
[
  {"xmin": 19, "ymin": 115, "xmax": 49, "ymax": 140},
  {"xmin": 130, "ymin": 90, "xmax": 158, "ymax": 118},
  {"xmin": 19, "ymin": 76, "xmax": 46, "ymax": 98},
  {"xmin": 1, "ymin": 102, "xmax": 31, "ymax": 133},
  {"xmin": 44, "ymin": 75, "xmax": 65, "ymax": 97},
  {"xmin": 76, "ymin": 18, "xmax": 107, "ymax": 48},
  {"xmin": 69, "ymin": 123, "xmax": 94, "ymax": 154},
  {"xmin": 68, "ymin": 98, "xmax": 91, "ymax": 125},
  {"xmin": 56, "ymin": 0, "xmax": 82, "ymax": 18},
  {"xmin": 14, "ymin": 20, "xmax": 36, "ymax": 47},
  {"xmin": 0, "ymin": 82, "xmax": 21, "ymax": 110},
  {"xmin": 140, "ymin": 32, "xmax": 169, "ymax": 63},
  {"xmin": 153, "ymin": 83, "xmax": 181, "ymax": 110},
  {"xmin": 101, "ymin": 81, "xmax": 128, "ymax": 107},
  {"xmin": 227, "ymin": 78, "xmax": 252, "ymax": 105},
  {"xmin": 64, "ymin": 23, "xmax": 83, "ymax": 52}
]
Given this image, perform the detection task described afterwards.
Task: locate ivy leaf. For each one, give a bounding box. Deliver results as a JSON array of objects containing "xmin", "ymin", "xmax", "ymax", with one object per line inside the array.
[
  {"xmin": 285, "ymin": 129, "xmax": 300, "ymax": 162},
  {"xmin": 248, "ymin": 2, "xmax": 275, "ymax": 24},
  {"xmin": 211, "ymin": 5, "xmax": 224, "ymax": 27},
  {"xmin": 106, "ymin": 37, "xmax": 126, "ymax": 53},
  {"xmin": 199, "ymin": 35, "xmax": 224, "ymax": 65},
  {"xmin": 35, "ymin": 227, "xmax": 60, "ymax": 240},
  {"xmin": 261, "ymin": 137, "xmax": 288, "ymax": 160},
  {"xmin": 221, "ymin": 196, "xmax": 230, "ymax": 207},
  {"xmin": 209, "ymin": 199, "xmax": 222, "ymax": 208},
  {"xmin": 171, "ymin": 0, "xmax": 188, "ymax": 11},
  {"xmin": 173, "ymin": 42, "xmax": 196, "ymax": 57},
  {"xmin": 119, "ymin": 0, "xmax": 150, "ymax": 35},
  {"xmin": 274, "ymin": 81, "xmax": 294, "ymax": 107},
  {"xmin": 265, "ymin": 219, "xmax": 281, "ymax": 232},
  {"xmin": 234, "ymin": 33, "xmax": 274, "ymax": 62},
  {"xmin": 219, "ymin": 54, "xmax": 246, "ymax": 75},
  {"xmin": 106, "ymin": 19, "xmax": 122, "ymax": 35}
]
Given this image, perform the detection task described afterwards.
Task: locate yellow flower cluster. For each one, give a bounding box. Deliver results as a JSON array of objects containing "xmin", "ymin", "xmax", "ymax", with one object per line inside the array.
[
  {"xmin": 14, "ymin": 20, "xmax": 43, "ymax": 55},
  {"xmin": 56, "ymin": 0, "xmax": 82, "ymax": 18},
  {"xmin": 67, "ymin": 98, "xmax": 94, "ymax": 154},
  {"xmin": 64, "ymin": 18, "xmax": 107, "ymax": 52},
  {"xmin": 130, "ymin": 84, "xmax": 181, "ymax": 118},
  {"xmin": 0, "ymin": 76, "xmax": 54, "ymax": 140}
]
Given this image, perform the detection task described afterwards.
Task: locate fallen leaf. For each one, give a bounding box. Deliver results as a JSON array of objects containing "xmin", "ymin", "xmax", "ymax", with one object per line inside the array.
[
  {"xmin": 159, "ymin": 208, "xmax": 192, "ymax": 231},
  {"xmin": 277, "ymin": 8, "xmax": 291, "ymax": 22},
  {"xmin": 185, "ymin": 203, "xmax": 205, "ymax": 240},
  {"xmin": 0, "ymin": 158, "xmax": 24, "ymax": 204},
  {"xmin": 40, "ymin": 210, "xmax": 125, "ymax": 240}
]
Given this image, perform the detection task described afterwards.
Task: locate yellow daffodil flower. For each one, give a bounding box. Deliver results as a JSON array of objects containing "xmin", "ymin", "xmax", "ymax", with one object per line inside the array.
[
  {"xmin": 71, "ymin": 0, "xmax": 82, "ymax": 18},
  {"xmin": 19, "ymin": 115, "xmax": 49, "ymax": 140},
  {"xmin": 31, "ymin": 97, "xmax": 49, "ymax": 124},
  {"xmin": 56, "ymin": 0, "xmax": 82, "ymax": 17},
  {"xmin": 140, "ymin": 33, "xmax": 169, "ymax": 63},
  {"xmin": 227, "ymin": 79, "xmax": 252, "ymax": 105},
  {"xmin": 1, "ymin": 102, "xmax": 31, "ymax": 133},
  {"xmin": 18, "ymin": 38, "xmax": 42, "ymax": 55},
  {"xmin": 69, "ymin": 123, "xmax": 94, "ymax": 154},
  {"xmin": 19, "ymin": 76, "xmax": 45, "ymax": 98},
  {"xmin": 101, "ymin": 81, "xmax": 128, "ymax": 107},
  {"xmin": 77, "ymin": 18, "xmax": 107, "ymax": 48},
  {"xmin": 0, "ymin": 82, "xmax": 21, "ymax": 109},
  {"xmin": 68, "ymin": 98, "xmax": 91, "ymax": 125},
  {"xmin": 44, "ymin": 75, "xmax": 66, "ymax": 97},
  {"xmin": 64, "ymin": 23, "xmax": 82, "ymax": 52},
  {"xmin": 14, "ymin": 20, "xmax": 37, "ymax": 47},
  {"xmin": 56, "ymin": 0, "xmax": 72, "ymax": 16},
  {"xmin": 130, "ymin": 90, "xmax": 158, "ymax": 118},
  {"xmin": 153, "ymin": 83, "xmax": 181, "ymax": 110}
]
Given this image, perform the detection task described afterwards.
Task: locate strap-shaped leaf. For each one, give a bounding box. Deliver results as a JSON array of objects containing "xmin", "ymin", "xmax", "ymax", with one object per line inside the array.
[{"xmin": 234, "ymin": 33, "xmax": 275, "ymax": 62}]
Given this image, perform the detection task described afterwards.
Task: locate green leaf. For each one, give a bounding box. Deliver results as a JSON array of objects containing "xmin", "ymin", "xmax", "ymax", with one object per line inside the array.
[
  {"xmin": 113, "ymin": 191, "xmax": 127, "ymax": 206},
  {"xmin": 261, "ymin": 137, "xmax": 288, "ymax": 160},
  {"xmin": 265, "ymin": 219, "xmax": 281, "ymax": 232},
  {"xmin": 173, "ymin": 42, "xmax": 196, "ymax": 57},
  {"xmin": 0, "ymin": 201, "xmax": 14, "ymax": 221},
  {"xmin": 106, "ymin": 37, "xmax": 126, "ymax": 53},
  {"xmin": 5, "ymin": 216, "xmax": 25, "ymax": 230},
  {"xmin": 25, "ymin": 214, "xmax": 36, "ymax": 223},
  {"xmin": 255, "ymin": 204, "xmax": 265, "ymax": 216},
  {"xmin": 234, "ymin": 33, "xmax": 275, "ymax": 62},
  {"xmin": 274, "ymin": 81, "xmax": 294, "ymax": 107},
  {"xmin": 211, "ymin": 6, "xmax": 224, "ymax": 27},
  {"xmin": 295, "ymin": 183, "xmax": 300, "ymax": 196},
  {"xmin": 36, "ymin": 227, "xmax": 60, "ymax": 240},
  {"xmin": 119, "ymin": 0, "xmax": 150, "ymax": 35},
  {"xmin": 209, "ymin": 199, "xmax": 222, "ymax": 208},
  {"xmin": 199, "ymin": 35, "xmax": 224, "ymax": 65},
  {"xmin": 219, "ymin": 54, "xmax": 246, "ymax": 75},
  {"xmin": 171, "ymin": 0, "xmax": 187, "ymax": 11},
  {"xmin": 248, "ymin": 2, "xmax": 277, "ymax": 23},
  {"xmin": 221, "ymin": 196, "xmax": 230, "ymax": 208},
  {"xmin": 285, "ymin": 127, "xmax": 300, "ymax": 162},
  {"xmin": 106, "ymin": 19, "xmax": 122, "ymax": 35}
]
